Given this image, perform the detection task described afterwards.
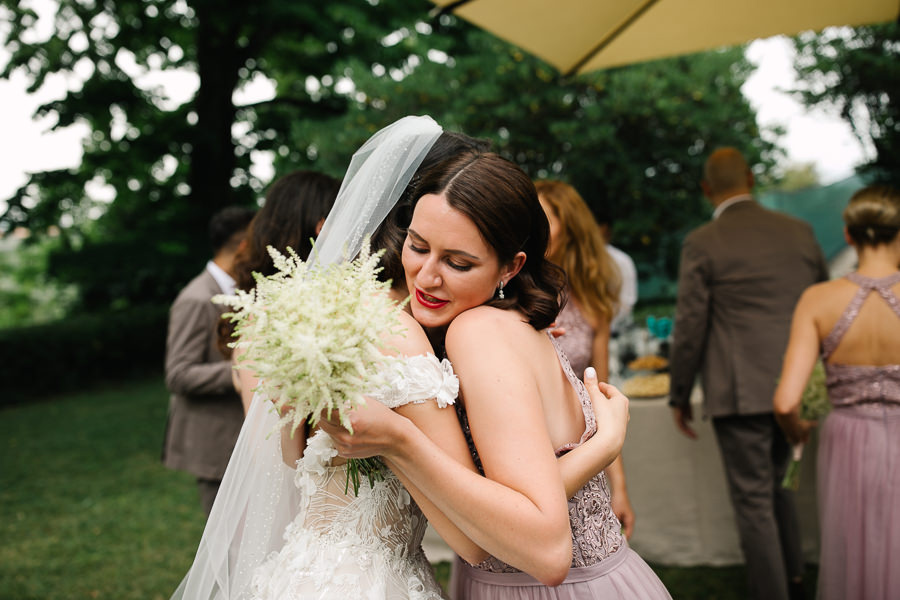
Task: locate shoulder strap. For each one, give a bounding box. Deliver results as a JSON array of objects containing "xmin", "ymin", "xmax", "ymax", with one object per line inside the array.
[
  {"xmin": 822, "ymin": 273, "xmax": 900, "ymax": 360},
  {"xmin": 546, "ymin": 332, "xmax": 596, "ymax": 446}
]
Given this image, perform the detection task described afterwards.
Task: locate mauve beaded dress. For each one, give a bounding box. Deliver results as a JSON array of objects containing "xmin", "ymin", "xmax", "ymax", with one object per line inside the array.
[
  {"xmin": 449, "ymin": 332, "xmax": 671, "ymax": 600},
  {"xmin": 815, "ymin": 272, "xmax": 900, "ymax": 600}
]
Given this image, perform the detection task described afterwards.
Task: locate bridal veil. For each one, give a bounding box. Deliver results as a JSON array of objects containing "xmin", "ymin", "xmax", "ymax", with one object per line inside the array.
[{"xmin": 171, "ymin": 115, "xmax": 442, "ymax": 600}]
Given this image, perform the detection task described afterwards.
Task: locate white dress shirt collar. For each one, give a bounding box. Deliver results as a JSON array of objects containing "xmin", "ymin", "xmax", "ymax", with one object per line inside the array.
[
  {"xmin": 712, "ymin": 193, "xmax": 754, "ymax": 220},
  {"xmin": 206, "ymin": 260, "xmax": 236, "ymax": 295}
]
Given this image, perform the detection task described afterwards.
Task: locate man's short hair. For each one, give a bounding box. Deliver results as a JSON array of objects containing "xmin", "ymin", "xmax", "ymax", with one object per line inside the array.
[{"xmin": 209, "ymin": 205, "xmax": 255, "ymax": 254}]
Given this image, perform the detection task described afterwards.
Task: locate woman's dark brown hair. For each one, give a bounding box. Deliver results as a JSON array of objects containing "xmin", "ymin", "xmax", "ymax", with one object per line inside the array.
[
  {"xmin": 371, "ymin": 131, "xmax": 492, "ymax": 286},
  {"xmin": 409, "ymin": 152, "xmax": 567, "ymax": 330},
  {"xmin": 219, "ymin": 170, "xmax": 341, "ymax": 356},
  {"xmin": 232, "ymin": 170, "xmax": 341, "ymax": 292}
]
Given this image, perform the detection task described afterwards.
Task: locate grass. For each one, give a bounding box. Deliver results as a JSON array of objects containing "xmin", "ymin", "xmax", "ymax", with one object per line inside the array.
[{"xmin": 1, "ymin": 375, "xmax": 816, "ymax": 599}]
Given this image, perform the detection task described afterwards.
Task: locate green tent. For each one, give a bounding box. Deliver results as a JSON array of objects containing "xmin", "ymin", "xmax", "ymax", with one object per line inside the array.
[{"xmin": 758, "ymin": 174, "xmax": 869, "ymax": 261}]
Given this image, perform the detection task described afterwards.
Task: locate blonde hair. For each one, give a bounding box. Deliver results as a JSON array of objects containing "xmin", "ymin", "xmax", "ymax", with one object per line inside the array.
[
  {"xmin": 534, "ymin": 180, "xmax": 621, "ymax": 326},
  {"xmin": 843, "ymin": 184, "xmax": 900, "ymax": 247}
]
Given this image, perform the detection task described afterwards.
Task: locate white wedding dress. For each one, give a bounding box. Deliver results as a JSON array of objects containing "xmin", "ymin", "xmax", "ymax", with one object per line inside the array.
[{"xmin": 248, "ymin": 354, "xmax": 458, "ymax": 600}]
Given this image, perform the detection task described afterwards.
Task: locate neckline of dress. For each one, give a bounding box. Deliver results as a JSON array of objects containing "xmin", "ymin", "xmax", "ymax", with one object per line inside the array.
[{"xmin": 846, "ymin": 271, "xmax": 900, "ymax": 288}]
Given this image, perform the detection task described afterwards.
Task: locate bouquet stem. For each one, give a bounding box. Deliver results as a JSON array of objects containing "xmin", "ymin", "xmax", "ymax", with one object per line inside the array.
[
  {"xmin": 345, "ymin": 457, "xmax": 386, "ymax": 495},
  {"xmin": 781, "ymin": 443, "xmax": 804, "ymax": 491}
]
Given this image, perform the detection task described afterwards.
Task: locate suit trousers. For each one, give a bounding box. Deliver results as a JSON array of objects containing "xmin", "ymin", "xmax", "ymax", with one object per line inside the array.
[{"xmin": 712, "ymin": 413, "xmax": 804, "ymax": 600}]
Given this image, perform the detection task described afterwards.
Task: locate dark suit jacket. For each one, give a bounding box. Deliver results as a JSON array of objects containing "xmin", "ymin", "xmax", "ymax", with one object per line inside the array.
[
  {"xmin": 669, "ymin": 199, "xmax": 828, "ymax": 418},
  {"xmin": 162, "ymin": 269, "xmax": 243, "ymax": 480}
]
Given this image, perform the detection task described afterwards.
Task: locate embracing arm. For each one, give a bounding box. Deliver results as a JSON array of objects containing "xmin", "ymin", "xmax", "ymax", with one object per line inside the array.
[
  {"xmin": 773, "ymin": 288, "xmax": 821, "ymax": 445},
  {"xmin": 376, "ymin": 312, "xmax": 490, "ymax": 565},
  {"xmin": 231, "ymin": 343, "xmax": 307, "ymax": 465},
  {"xmin": 323, "ymin": 311, "xmax": 573, "ymax": 585}
]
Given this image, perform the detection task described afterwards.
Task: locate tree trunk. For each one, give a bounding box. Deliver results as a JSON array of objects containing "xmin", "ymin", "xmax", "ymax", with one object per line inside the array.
[{"xmin": 187, "ymin": 0, "xmax": 243, "ymax": 234}]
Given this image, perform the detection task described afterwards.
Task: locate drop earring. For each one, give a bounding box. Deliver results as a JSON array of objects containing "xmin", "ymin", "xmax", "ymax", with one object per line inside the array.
[{"xmin": 497, "ymin": 281, "xmax": 505, "ymax": 300}]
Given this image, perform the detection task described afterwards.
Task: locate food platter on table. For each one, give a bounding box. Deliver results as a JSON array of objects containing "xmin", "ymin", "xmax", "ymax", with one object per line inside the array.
[{"xmin": 621, "ymin": 354, "xmax": 670, "ymax": 399}]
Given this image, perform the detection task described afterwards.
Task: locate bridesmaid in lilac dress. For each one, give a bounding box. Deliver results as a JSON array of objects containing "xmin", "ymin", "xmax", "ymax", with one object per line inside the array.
[
  {"xmin": 774, "ymin": 184, "xmax": 900, "ymax": 600},
  {"xmin": 322, "ymin": 154, "xmax": 670, "ymax": 597},
  {"xmin": 536, "ymin": 179, "xmax": 637, "ymax": 539},
  {"xmin": 451, "ymin": 338, "xmax": 671, "ymax": 599}
]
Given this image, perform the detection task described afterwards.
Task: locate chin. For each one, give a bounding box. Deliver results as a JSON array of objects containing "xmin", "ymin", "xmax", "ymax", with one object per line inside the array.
[{"xmin": 410, "ymin": 305, "xmax": 451, "ymax": 329}]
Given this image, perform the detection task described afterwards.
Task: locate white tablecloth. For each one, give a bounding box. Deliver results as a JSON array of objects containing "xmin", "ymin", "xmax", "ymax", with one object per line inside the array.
[{"xmin": 621, "ymin": 385, "xmax": 820, "ymax": 566}]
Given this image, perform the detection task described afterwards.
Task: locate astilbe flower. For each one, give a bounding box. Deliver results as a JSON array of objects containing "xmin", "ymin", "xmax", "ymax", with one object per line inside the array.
[{"xmin": 215, "ymin": 239, "xmax": 407, "ymax": 493}]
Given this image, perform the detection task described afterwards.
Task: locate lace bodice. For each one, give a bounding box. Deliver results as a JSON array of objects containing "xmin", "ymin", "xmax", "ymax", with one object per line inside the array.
[
  {"xmin": 249, "ymin": 353, "xmax": 458, "ymax": 600},
  {"xmin": 554, "ymin": 296, "xmax": 594, "ymax": 377},
  {"xmin": 821, "ymin": 273, "xmax": 900, "ymax": 415},
  {"xmin": 456, "ymin": 333, "xmax": 624, "ymax": 573}
]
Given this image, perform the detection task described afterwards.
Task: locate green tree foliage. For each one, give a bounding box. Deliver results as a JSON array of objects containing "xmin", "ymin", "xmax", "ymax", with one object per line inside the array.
[
  {"xmin": 0, "ymin": 0, "xmax": 427, "ymax": 311},
  {"xmin": 792, "ymin": 22, "xmax": 900, "ymax": 187},
  {"xmin": 1, "ymin": 1, "xmax": 775, "ymax": 312},
  {"xmin": 0, "ymin": 233, "xmax": 77, "ymax": 328},
  {"xmin": 285, "ymin": 17, "xmax": 776, "ymax": 279}
]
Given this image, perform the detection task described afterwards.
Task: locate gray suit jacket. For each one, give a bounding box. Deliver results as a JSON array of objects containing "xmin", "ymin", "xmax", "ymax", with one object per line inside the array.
[
  {"xmin": 669, "ymin": 199, "xmax": 828, "ymax": 418},
  {"xmin": 162, "ymin": 269, "xmax": 243, "ymax": 480}
]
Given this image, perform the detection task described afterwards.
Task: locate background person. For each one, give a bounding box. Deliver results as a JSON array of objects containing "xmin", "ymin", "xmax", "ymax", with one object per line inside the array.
[
  {"xmin": 535, "ymin": 179, "xmax": 636, "ymax": 539},
  {"xmin": 162, "ymin": 204, "xmax": 255, "ymax": 516},
  {"xmin": 774, "ymin": 184, "xmax": 900, "ymax": 600},
  {"xmin": 595, "ymin": 200, "xmax": 638, "ymax": 335},
  {"xmin": 668, "ymin": 147, "xmax": 828, "ymax": 600}
]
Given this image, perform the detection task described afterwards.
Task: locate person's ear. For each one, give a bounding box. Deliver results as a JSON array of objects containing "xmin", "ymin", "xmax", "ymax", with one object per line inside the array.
[
  {"xmin": 314, "ymin": 218, "xmax": 326, "ymax": 236},
  {"xmin": 502, "ymin": 251, "xmax": 527, "ymax": 283},
  {"xmin": 700, "ymin": 180, "xmax": 712, "ymax": 200},
  {"xmin": 843, "ymin": 227, "xmax": 853, "ymax": 246}
]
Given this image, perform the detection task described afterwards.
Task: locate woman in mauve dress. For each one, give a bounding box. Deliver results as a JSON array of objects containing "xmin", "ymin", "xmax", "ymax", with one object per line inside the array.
[{"xmin": 774, "ymin": 184, "xmax": 900, "ymax": 600}]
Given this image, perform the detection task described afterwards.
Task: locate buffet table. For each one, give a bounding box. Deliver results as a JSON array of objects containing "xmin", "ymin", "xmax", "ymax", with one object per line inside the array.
[{"xmin": 621, "ymin": 384, "xmax": 820, "ymax": 566}]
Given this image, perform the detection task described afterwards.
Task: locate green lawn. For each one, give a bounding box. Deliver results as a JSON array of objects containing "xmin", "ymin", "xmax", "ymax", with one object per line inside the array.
[{"xmin": 0, "ymin": 376, "xmax": 815, "ymax": 599}]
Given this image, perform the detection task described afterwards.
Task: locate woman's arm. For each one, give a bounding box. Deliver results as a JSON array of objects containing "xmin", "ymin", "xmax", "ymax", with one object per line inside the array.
[
  {"xmin": 773, "ymin": 289, "xmax": 821, "ymax": 444},
  {"xmin": 232, "ymin": 344, "xmax": 256, "ymax": 415},
  {"xmin": 322, "ymin": 309, "xmax": 574, "ymax": 585},
  {"xmin": 375, "ymin": 312, "xmax": 490, "ymax": 565},
  {"xmin": 232, "ymin": 342, "xmax": 307, "ymax": 465}
]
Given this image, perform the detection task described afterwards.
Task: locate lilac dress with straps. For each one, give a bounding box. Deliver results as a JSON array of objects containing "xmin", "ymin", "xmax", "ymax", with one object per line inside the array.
[
  {"xmin": 449, "ymin": 334, "xmax": 670, "ymax": 599},
  {"xmin": 816, "ymin": 272, "xmax": 900, "ymax": 600}
]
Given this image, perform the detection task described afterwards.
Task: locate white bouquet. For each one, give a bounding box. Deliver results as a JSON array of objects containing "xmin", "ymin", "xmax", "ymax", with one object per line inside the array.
[{"xmin": 216, "ymin": 239, "xmax": 407, "ymax": 493}]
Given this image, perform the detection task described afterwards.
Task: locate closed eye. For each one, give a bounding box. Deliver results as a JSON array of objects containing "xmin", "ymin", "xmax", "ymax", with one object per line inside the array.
[{"xmin": 447, "ymin": 260, "xmax": 472, "ymax": 272}]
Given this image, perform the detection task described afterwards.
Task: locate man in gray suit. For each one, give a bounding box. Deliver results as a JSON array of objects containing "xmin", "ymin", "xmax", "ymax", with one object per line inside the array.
[
  {"xmin": 163, "ymin": 206, "xmax": 255, "ymax": 516},
  {"xmin": 669, "ymin": 148, "xmax": 827, "ymax": 600}
]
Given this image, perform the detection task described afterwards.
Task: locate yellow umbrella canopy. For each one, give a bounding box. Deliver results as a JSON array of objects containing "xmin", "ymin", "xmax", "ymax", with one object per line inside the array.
[{"xmin": 431, "ymin": 0, "xmax": 900, "ymax": 75}]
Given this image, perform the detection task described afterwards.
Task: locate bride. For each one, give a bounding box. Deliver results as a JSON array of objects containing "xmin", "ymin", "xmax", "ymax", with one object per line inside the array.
[{"xmin": 171, "ymin": 116, "xmax": 627, "ymax": 599}]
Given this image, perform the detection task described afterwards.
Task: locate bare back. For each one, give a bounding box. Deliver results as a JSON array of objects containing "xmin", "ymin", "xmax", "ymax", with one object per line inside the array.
[
  {"xmin": 812, "ymin": 273, "xmax": 900, "ymax": 367},
  {"xmin": 452, "ymin": 306, "xmax": 588, "ymax": 451}
]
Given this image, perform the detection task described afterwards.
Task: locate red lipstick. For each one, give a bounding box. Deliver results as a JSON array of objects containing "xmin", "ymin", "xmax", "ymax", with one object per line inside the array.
[{"xmin": 415, "ymin": 289, "xmax": 449, "ymax": 309}]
